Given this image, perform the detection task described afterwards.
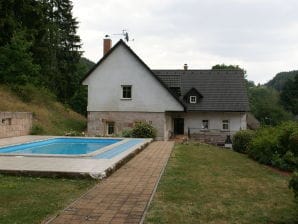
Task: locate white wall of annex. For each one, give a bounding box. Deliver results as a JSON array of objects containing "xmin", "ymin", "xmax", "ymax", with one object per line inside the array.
[{"xmin": 171, "ymin": 111, "xmax": 247, "ymax": 133}]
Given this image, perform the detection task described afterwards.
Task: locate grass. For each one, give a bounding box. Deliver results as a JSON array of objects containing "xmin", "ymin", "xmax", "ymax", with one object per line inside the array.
[
  {"xmin": 145, "ymin": 142, "xmax": 298, "ymax": 224},
  {"xmin": 0, "ymin": 84, "xmax": 86, "ymax": 135},
  {"xmin": 0, "ymin": 175, "xmax": 95, "ymax": 224}
]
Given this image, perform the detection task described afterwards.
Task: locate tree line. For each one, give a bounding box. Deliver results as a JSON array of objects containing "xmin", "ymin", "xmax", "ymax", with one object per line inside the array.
[{"xmin": 0, "ymin": 0, "xmax": 90, "ymax": 114}]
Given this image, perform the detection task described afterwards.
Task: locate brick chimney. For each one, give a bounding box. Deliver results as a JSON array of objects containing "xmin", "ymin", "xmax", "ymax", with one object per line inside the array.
[
  {"xmin": 184, "ymin": 64, "xmax": 188, "ymax": 70},
  {"xmin": 103, "ymin": 35, "xmax": 112, "ymax": 55}
]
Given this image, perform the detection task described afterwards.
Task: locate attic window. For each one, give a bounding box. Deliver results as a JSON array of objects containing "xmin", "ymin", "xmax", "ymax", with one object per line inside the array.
[
  {"xmin": 122, "ymin": 85, "xmax": 132, "ymax": 99},
  {"xmin": 190, "ymin": 96, "xmax": 197, "ymax": 104}
]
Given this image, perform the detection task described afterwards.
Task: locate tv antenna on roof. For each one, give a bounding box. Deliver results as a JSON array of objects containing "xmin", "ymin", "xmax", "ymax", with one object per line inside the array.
[{"xmin": 112, "ymin": 29, "xmax": 134, "ymax": 43}]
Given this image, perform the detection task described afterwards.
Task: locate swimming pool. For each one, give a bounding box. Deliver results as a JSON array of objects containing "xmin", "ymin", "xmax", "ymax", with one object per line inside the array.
[
  {"xmin": 0, "ymin": 136, "xmax": 152, "ymax": 179},
  {"xmin": 0, "ymin": 138, "xmax": 122, "ymax": 156}
]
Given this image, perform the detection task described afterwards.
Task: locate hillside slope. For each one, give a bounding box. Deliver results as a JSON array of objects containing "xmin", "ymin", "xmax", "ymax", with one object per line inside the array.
[
  {"xmin": 0, "ymin": 85, "xmax": 86, "ymax": 135},
  {"xmin": 265, "ymin": 70, "xmax": 298, "ymax": 92}
]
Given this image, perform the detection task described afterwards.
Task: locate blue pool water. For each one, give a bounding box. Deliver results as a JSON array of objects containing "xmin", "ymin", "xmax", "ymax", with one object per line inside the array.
[
  {"xmin": 93, "ymin": 139, "xmax": 144, "ymax": 159},
  {"xmin": 0, "ymin": 138, "xmax": 121, "ymax": 155}
]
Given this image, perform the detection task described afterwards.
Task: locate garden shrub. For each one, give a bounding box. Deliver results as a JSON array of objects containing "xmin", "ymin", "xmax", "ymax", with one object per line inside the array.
[
  {"xmin": 247, "ymin": 127, "xmax": 280, "ymax": 165},
  {"xmin": 289, "ymin": 130, "xmax": 298, "ymax": 156},
  {"xmin": 121, "ymin": 129, "xmax": 133, "ymax": 138},
  {"xmin": 272, "ymin": 151, "xmax": 298, "ymax": 171},
  {"xmin": 247, "ymin": 121, "xmax": 298, "ymax": 171},
  {"xmin": 30, "ymin": 124, "xmax": 44, "ymax": 135},
  {"xmin": 232, "ymin": 130, "xmax": 255, "ymax": 153},
  {"xmin": 289, "ymin": 172, "xmax": 298, "ymax": 201},
  {"xmin": 277, "ymin": 122, "xmax": 298, "ymax": 156},
  {"xmin": 131, "ymin": 122, "xmax": 156, "ymax": 138},
  {"xmin": 64, "ymin": 129, "xmax": 84, "ymax": 136}
]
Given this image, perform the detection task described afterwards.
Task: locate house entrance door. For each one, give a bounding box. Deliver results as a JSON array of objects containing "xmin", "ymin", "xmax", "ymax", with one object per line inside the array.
[{"xmin": 174, "ymin": 118, "xmax": 184, "ymax": 135}]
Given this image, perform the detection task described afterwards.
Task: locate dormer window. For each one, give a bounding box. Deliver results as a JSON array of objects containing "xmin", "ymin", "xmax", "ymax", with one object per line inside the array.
[
  {"xmin": 183, "ymin": 88, "xmax": 202, "ymax": 104},
  {"xmin": 122, "ymin": 85, "xmax": 132, "ymax": 99},
  {"xmin": 190, "ymin": 96, "xmax": 197, "ymax": 104}
]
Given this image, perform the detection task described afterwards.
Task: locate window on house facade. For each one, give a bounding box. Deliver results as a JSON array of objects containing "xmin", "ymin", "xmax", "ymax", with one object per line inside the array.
[
  {"xmin": 222, "ymin": 120, "xmax": 229, "ymax": 130},
  {"xmin": 2, "ymin": 118, "xmax": 12, "ymax": 125},
  {"xmin": 202, "ymin": 120, "xmax": 209, "ymax": 129},
  {"xmin": 122, "ymin": 85, "xmax": 132, "ymax": 99},
  {"xmin": 107, "ymin": 122, "xmax": 115, "ymax": 135},
  {"xmin": 190, "ymin": 96, "xmax": 197, "ymax": 104}
]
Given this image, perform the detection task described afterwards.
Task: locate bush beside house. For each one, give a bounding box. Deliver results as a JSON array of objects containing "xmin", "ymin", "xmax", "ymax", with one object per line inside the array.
[
  {"xmin": 232, "ymin": 130, "xmax": 255, "ymax": 153},
  {"xmin": 289, "ymin": 172, "xmax": 298, "ymax": 201},
  {"xmin": 121, "ymin": 122, "xmax": 156, "ymax": 138}
]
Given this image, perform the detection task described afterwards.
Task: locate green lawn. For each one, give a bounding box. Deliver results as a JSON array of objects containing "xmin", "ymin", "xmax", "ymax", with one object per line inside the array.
[
  {"xmin": 145, "ymin": 143, "xmax": 298, "ymax": 224},
  {"xmin": 0, "ymin": 175, "xmax": 95, "ymax": 224}
]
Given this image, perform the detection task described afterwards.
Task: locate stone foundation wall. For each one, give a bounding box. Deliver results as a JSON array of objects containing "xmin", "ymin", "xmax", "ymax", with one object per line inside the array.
[
  {"xmin": 87, "ymin": 111, "xmax": 166, "ymax": 140},
  {"xmin": 0, "ymin": 112, "xmax": 33, "ymax": 138},
  {"xmin": 189, "ymin": 131, "xmax": 235, "ymax": 145}
]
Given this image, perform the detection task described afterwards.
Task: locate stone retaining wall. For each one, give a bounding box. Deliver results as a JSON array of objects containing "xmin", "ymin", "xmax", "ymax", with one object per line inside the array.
[
  {"xmin": 88, "ymin": 111, "xmax": 166, "ymax": 140},
  {"xmin": 189, "ymin": 131, "xmax": 234, "ymax": 146},
  {"xmin": 0, "ymin": 112, "xmax": 33, "ymax": 138}
]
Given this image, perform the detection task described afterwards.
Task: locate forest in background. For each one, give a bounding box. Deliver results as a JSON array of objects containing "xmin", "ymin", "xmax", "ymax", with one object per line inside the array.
[
  {"xmin": 0, "ymin": 0, "xmax": 94, "ymax": 115},
  {"xmin": 249, "ymin": 70, "xmax": 298, "ymax": 125}
]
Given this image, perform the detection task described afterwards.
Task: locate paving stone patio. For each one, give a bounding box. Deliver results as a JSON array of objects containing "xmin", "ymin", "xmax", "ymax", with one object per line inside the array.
[{"xmin": 46, "ymin": 141, "xmax": 174, "ymax": 224}]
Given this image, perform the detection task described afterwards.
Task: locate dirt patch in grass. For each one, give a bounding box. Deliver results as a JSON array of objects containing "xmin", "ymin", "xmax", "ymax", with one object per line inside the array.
[
  {"xmin": 266, "ymin": 166, "xmax": 292, "ymax": 177},
  {"xmin": 145, "ymin": 142, "xmax": 298, "ymax": 224}
]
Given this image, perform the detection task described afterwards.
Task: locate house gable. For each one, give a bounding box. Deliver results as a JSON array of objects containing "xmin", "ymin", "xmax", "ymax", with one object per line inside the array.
[{"xmin": 82, "ymin": 41, "xmax": 184, "ymax": 112}]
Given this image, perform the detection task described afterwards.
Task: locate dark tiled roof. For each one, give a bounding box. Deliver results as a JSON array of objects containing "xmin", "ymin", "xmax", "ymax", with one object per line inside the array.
[{"xmin": 153, "ymin": 69, "xmax": 249, "ymax": 112}]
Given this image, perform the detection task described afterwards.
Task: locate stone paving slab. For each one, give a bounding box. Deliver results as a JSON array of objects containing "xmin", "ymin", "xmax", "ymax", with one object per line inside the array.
[{"xmin": 46, "ymin": 141, "xmax": 174, "ymax": 224}]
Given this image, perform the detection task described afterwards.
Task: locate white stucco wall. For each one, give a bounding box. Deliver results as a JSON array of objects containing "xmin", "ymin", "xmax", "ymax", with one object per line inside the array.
[
  {"xmin": 164, "ymin": 113, "xmax": 173, "ymax": 140},
  {"xmin": 170, "ymin": 111, "xmax": 247, "ymax": 134},
  {"xmin": 83, "ymin": 44, "xmax": 184, "ymax": 112}
]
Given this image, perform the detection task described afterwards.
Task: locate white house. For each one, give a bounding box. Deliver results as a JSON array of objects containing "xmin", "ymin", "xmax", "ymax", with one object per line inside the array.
[{"xmin": 82, "ymin": 38, "xmax": 249, "ymax": 143}]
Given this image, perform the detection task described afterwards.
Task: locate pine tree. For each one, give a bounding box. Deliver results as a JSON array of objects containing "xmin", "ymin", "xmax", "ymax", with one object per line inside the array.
[
  {"xmin": 46, "ymin": 0, "xmax": 82, "ymax": 102},
  {"xmin": 0, "ymin": 30, "xmax": 40, "ymax": 84}
]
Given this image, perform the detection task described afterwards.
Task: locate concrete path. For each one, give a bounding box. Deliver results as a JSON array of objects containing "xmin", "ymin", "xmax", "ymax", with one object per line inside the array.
[{"xmin": 47, "ymin": 141, "xmax": 174, "ymax": 224}]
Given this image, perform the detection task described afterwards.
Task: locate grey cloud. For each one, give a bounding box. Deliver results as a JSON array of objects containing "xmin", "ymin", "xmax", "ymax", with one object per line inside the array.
[{"xmin": 72, "ymin": 0, "xmax": 298, "ymax": 83}]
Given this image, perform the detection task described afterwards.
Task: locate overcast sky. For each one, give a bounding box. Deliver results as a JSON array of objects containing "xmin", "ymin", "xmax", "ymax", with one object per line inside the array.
[{"xmin": 72, "ymin": 0, "xmax": 298, "ymax": 84}]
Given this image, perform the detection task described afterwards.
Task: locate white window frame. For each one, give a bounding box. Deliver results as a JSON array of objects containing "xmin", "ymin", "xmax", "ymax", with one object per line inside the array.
[
  {"xmin": 107, "ymin": 122, "xmax": 115, "ymax": 135},
  {"xmin": 189, "ymin": 96, "xmax": 197, "ymax": 104},
  {"xmin": 222, "ymin": 120, "xmax": 229, "ymax": 131},
  {"xmin": 121, "ymin": 85, "xmax": 132, "ymax": 99}
]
